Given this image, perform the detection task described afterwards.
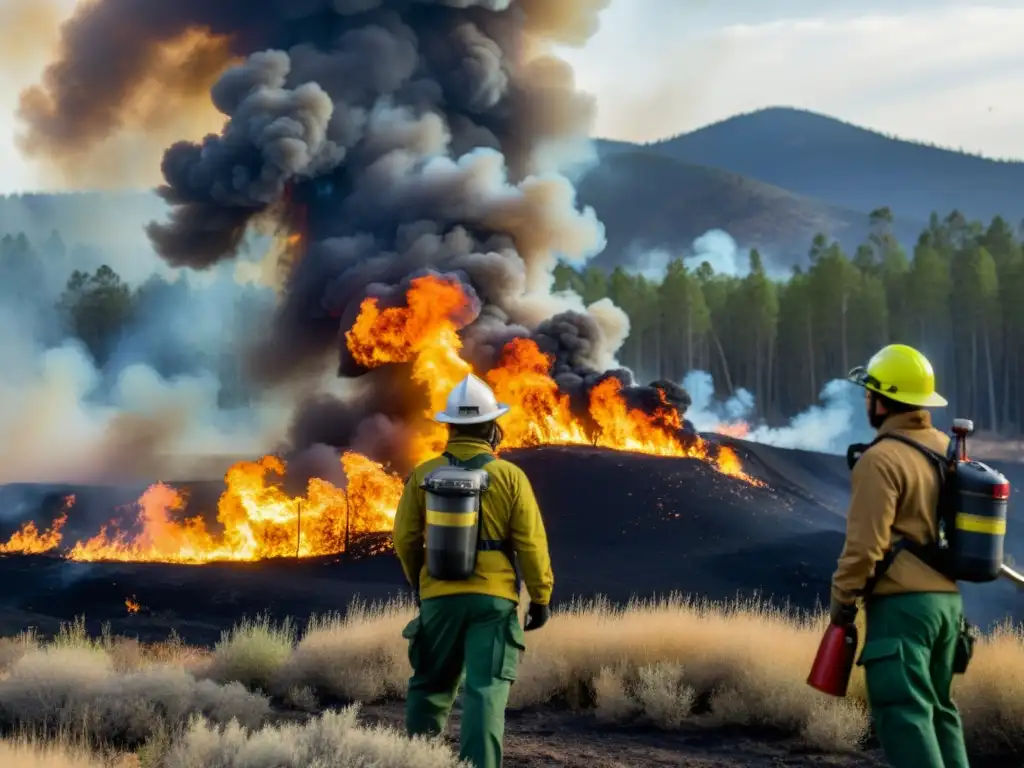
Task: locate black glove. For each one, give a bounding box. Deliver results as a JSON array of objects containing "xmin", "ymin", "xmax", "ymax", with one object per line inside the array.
[
  {"xmin": 830, "ymin": 595, "xmax": 858, "ymax": 627},
  {"xmin": 524, "ymin": 602, "xmax": 550, "ymax": 632}
]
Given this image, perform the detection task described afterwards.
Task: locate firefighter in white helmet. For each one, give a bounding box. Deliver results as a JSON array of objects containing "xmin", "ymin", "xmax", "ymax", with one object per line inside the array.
[{"xmin": 393, "ymin": 373, "xmax": 554, "ymax": 768}]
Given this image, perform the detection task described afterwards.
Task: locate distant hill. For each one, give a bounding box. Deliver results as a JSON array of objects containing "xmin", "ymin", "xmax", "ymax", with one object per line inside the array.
[
  {"xmin": 7, "ymin": 107, "xmax": 1020, "ymax": 278},
  {"xmin": 627, "ymin": 107, "xmax": 1024, "ymax": 225},
  {"xmin": 575, "ymin": 149, "xmax": 923, "ymax": 270}
]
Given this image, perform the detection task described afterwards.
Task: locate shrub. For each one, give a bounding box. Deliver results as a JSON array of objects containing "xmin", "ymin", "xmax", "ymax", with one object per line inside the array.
[
  {"xmin": 203, "ymin": 615, "xmax": 295, "ymax": 693},
  {"xmin": 0, "ymin": 646, "xmax": 269, "ymax": 747},
  {"xmin": 162, "ymin": 706, "xmax": 468, "ymax": 768},
  {"xmin": 3, "ymin": 590, "xmax": 1023, "ymax": 761},
  {"xmin": 273, "ymin": 596, "xmax": 414, "ymax": 702},
  {"xmin": 0, "ymin": 630, "xmax": 39, "ymax": 673},
  {"xmin": 0, "ymin": 738, "xmax": 134, "ymax": 768}
]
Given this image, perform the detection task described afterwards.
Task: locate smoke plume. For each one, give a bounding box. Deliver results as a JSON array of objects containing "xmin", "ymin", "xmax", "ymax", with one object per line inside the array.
[
  {"xmin": 0, "ymin": 188, "xmax": 309, "ymax": 486},
  {"xmin": 12, "ymin": 0, "xmax": 237, "ymax": 188},
  {"xmin": 683, "ymin": 370, "xmax": 874, "ymax": 455},
  {"xmin": 14, "ymin": 0, "xmax": 718, "ymax": 477},
  {"xmin": 28, "ymin": 0, "xmax": 689, "ymax": 469}
]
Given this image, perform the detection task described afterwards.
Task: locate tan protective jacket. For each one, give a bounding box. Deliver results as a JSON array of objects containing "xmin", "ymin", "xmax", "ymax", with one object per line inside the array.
[{"xmin": 832, "ymin": 410, "xmax": 958, "ymax": 605}]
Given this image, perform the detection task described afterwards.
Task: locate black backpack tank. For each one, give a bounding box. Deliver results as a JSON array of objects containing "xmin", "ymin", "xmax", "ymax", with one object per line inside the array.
[
  {"xmin": 849, "ymin": 418, "xmax": 1010, "ymax": 586},
  {"xmin": 420, "ymin": 453, "xmax": 494, "ymax": 581}
]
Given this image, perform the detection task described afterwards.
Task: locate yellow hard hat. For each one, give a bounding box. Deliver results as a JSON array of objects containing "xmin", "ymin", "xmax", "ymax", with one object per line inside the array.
[{"xmin": 847, "ymin": 344, "xmax": 948, "ymax": 408}]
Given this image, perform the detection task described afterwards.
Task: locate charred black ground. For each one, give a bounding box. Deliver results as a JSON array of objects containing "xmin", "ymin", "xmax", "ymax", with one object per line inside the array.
[{"xmin": 2, "ymin": 441, "xmax": 1020, "ymax": 645}]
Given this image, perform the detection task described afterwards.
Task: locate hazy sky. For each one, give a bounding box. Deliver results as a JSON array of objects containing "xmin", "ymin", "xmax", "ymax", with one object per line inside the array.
[{"xmin": 1, "ymin": 0, "xmax": 1023, "ymax": 193}]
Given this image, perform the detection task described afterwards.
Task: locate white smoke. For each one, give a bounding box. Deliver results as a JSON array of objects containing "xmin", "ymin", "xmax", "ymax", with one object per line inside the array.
[
  {"xmin": 685, "ymin": 230, "xmax": 748, "ymax": 276},
  {"xmin": 625, "ymin": 229, "xmax": 794, "ymax": 283},
  {"xmin": 683, "ymin": 370, "xmax": 875, "ymax": 454},
  {"xmin": 0, "ymin": 203, "xmax": 306, "ymax": 485}
]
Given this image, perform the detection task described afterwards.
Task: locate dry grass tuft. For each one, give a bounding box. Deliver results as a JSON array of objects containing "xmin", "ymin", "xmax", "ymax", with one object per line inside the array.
[
  {"xmin": 0, "ymin": 630, "xmax": 39, "ymax": 673},
  {"xmin": 273, "ymin": 596, "xmax": 416, "ymax": 702},
  {"xmin": 162, "ymin": 706, "xmax": 468, "ymax": 768},
  {"xmin": 0, "ymin": 646, "xmax": 268, "ymax": 747},
  {"xmin": 1, "ymin": 590, "xmax": 1021, "ymax": 761},
  {"xmin": 203, "ymin": 615, "xmax": 295, "ymax": 693},
  {"xmin": 0, "ymin": 738, "xmax": 135, "ymax": 768},
  {"xmin": 503, "ymin": 594, "xmax": 870, "ymax": 749},
  {"xmin": 951, "ymin": 621, "xmax": 1024, "ymax": 760}
]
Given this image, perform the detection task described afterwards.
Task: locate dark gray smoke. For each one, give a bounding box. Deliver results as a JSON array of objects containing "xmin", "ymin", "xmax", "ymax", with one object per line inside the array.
[{"xmin": 20, "ymin": 0, "xmax": 701, "ymax": 473}]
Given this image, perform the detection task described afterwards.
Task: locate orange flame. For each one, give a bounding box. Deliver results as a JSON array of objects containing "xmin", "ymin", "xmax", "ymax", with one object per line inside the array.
[
  {"xmin": 712, "ymin": 422, "xmax": 751, "ymax": 438},
  {"xmin": 0, "ymin": 495, "xmax": 74, "ymax": 554},
  {"xmin": 58, "ymin": 454, "xmax": 401, "ymax": 563},
  {"xmin": 0, "ymin": 275, "xmax": 763, "ymax": 564},
  {"xmin": 346, "ymin": 273, "xmax": 476, "ymax": 464},
  {"xmin": 125, "ymin": 596, "xmax": 141, "ymax": 614},
  {"xmin": 346, "ymin": 275, "xmax": 760, "ymax": 480}
]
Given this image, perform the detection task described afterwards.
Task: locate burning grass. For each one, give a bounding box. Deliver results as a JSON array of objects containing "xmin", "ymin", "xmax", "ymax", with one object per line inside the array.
[{"xmin": 0, "ymin": 276, "xmax": 762, "ymax": 567}]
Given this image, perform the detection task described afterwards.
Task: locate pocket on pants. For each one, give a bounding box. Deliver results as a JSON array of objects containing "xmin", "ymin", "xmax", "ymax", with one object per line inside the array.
[
  {"xmin": 402, "ymin": 616, "xmax": 422, "ymax": 671},
  {"xmin": 494, "ymin": 612, "xmax": 527, "ymax": 682},
  {"xmin": 953, "ymin": 617, "xmax": 978, "ymax": 675},
  {"xmin": 859, "ymin": 637, "xmax": 913, "ymax": 707}
]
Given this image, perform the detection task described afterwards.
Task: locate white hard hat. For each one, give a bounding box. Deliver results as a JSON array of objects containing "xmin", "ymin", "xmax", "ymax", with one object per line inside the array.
[{"xmin": 435, "ymin": 374, "xmax": 510, "ymax": 425}]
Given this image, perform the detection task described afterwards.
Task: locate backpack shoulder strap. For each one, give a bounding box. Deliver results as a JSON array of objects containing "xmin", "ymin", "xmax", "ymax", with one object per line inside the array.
[
  {"xmin": 859, "ymin": 432, "xmax": 951, "ymax": 596},
  {"xmin": 874, "ymin": 432, "xmax": 947, "ymax": 468},
  {"xmin": 463, "ymin": 454, "xmax": 496, "ymax": 471},
  {"xmin": 441, "ymin": 452, "xmax": 495, "ymax": 470}
]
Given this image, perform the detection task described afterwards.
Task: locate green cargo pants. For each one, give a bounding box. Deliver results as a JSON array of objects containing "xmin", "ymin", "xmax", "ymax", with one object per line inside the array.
[
  {"xmin": 403, "ymin": 594, "xmax": 526, "ymax": 768},
  {"xmin": 859, "ymin": 592, "xmax": 970, "ymax": 768}
]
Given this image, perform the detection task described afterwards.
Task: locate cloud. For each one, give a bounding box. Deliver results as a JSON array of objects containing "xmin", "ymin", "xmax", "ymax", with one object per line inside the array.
[{"xmin": 560, "ymin": 3, "xmax": 1024, "ymax": 159}]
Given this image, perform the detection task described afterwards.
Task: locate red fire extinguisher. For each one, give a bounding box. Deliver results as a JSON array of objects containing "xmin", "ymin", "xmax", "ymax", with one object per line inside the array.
[{"xmin": 807, "ymin": 622, "xmax": 858, "ymax": 697}]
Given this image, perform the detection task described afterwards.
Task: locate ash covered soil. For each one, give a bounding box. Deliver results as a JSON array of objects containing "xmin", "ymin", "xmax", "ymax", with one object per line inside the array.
[
  {"xmin": 0, "ymin": 441, "xmax": 1021, "ymax": 767},
  {"xmin": 0, "ymin": 440, "xmax": 861, "ymax": 643},
  {"xmin": 2, "ymin": 439, "xmax": 1020, "ymax": 642}
]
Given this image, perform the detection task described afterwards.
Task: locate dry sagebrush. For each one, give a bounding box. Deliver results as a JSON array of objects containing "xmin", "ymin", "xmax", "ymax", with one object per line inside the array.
[
  {"xmin": 0, "ymin": 645, "xmax": 268, "ymax": 747},
  {"xmin": 3, "ymin": 592, "xmax": 1022, "ymax": 761},
  {"xmin": 204, "ymin": 594, "xmax": 869, "ymax": 751},
  {"xmin": 200, "ymin": 593, "xmax": 1023, "ymax": 756},
  {"xmin": 203, "ymin": 615, "xmax": 296, "ymax": 694},
  {"xmin": 163, "ymin": 707, "xmax": 467, "ymax": 768},
  {"xmin": 0, "ymin": 738, "xmax": 135, "ymax": 768}
]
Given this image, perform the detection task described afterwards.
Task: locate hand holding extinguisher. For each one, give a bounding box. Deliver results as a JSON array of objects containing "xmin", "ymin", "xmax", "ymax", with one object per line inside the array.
[{"xmin": 807, "ymin": 597, "xmax": 859, "ymax": 697}]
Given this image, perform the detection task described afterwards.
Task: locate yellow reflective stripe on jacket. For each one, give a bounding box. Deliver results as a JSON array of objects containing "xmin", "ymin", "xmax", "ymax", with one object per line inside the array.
[
  {"xmin": 426, "ymin": 510, "xmax": 477, "ymax": 527},
  {"xmin": 955, "ymin": 512, "xmax": 1006, "ymax": 535}
]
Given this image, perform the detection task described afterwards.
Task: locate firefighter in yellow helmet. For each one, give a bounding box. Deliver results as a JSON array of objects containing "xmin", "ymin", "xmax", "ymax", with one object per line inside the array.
[
  {"xmin": 833, "ymin": 344, "xmax": 969, "ymax": 768},
  {"xmin": 392, "ymin": 373, "xmax": 554, "ymax": 768}
]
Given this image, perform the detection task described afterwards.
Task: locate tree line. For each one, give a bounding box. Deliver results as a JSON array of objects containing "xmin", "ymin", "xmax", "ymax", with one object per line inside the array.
[
  {"xmin": 554, "ymin": 208, "xmax": 1024, "ymax": 436},
  {"xmin": 5, "ymin": 208, "xmax": 1024, "ymax": 436},
  {"xmin": 0, "ymin": 231, "xmax": 264, "ymax": 409}
]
